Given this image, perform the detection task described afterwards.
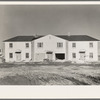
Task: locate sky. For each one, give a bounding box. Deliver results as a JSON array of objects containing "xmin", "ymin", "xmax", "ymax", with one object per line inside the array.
[{"xmin": 0, "ymin": 5, "xmax": 100, "ymax": 48}]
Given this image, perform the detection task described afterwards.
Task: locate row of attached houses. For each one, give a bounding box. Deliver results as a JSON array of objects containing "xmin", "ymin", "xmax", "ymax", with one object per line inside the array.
[{"xmin": 3, "ymin": 34, "xmax": 99, "ymax": 62}]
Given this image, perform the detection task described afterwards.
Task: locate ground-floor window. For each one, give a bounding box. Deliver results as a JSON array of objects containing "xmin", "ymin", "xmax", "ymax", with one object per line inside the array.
[
  {"xmin": 89, "ymin": 53, "xmax": 93, "ymax": 58},
  {"xmin": 72, "ymin": 53, "xmax": 76, "ymax": 58},
  {"xmin": 26, "ymin": 53, "xmax": 29, "ymax": 58},
  {"xmin": 9, "ymin": 53, "xmax": 13, "ymax": 58},
  {"xmin": 55, "ymin": 53, "xmax": 65, "ymax": 60}
]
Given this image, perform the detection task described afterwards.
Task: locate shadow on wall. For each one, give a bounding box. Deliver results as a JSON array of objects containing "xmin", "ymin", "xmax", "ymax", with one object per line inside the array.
[
  {"xmin": 98, "ymin": 42, "xmax": 100, "ymax": 59},
  {"xmin": 98, "ymin": 55, "xmax": 100, "ymax": 61}
]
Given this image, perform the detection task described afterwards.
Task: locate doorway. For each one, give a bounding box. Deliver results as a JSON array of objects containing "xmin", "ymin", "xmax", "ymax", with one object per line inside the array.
[
  {"xmin": 16, "ymin": 53, "xmax": 21, "ymax": 62},
  {"xmin": 79, "ymin": 52, "xmax": 85, "ymax": 60},
  {"xmin": 55, "ymin": 53, "xmax": 65, "ymax": 60},
  {"xmin": 46, "ymin": 51, "xmax": 53, "ymax": 61}
]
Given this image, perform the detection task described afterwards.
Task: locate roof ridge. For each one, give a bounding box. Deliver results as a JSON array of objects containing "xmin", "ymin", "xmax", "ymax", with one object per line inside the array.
[{"xmin": 3, "ymin": 34, "xmax": 99, "ymax": 42}]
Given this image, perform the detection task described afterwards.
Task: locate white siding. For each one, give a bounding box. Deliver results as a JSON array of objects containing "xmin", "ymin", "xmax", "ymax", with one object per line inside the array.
[
  {"xmin": 68, "ymin": 41, "xmax": 98, "ymax": 61},
  {"xmin": 4, "ymin": 42, "xmax": 32, "ymax": 62},
  {"xmin": 4, "ymin": 35, "xmax": 99, "ymax": 62},
  {"xmin": 34, "ymin": 34, "xmax": 68, "ymax": 62}
]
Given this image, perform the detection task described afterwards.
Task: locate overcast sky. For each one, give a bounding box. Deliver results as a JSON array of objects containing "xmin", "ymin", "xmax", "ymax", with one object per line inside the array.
[{"xmin": 0, "ymin": 5, "xmax": 100, "ymax": 48}]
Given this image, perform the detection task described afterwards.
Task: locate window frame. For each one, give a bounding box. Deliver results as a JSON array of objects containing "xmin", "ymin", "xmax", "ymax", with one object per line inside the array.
[
  {"xmin": 26, "ymin": 53, "xmax": 29, "ymax": 58},
  {"xmin": 72, "ymin": 43, "xmax": 76, "ymax": 48},
  {"xmin": 57, "ymin": 42, "xmax": 63, "ymax": 48},
  {"xmin": 9, "ymin": 53, "xmax": 13, "ymax": 58},
  {"xmin": 37, "ymin": 42, "xmax": 43, "ymax": 48},
  {"xmin": 26, "ymin": 43, "xmax": 29, "ymax": 48},
  {"xmin": 9, "ymin": 43, "xmax": 13, "ymax": 48},
  {"xmin": 89, "ymin": 42, "xmax": 93, "ymax": 48},
  {"xmin": 89, "ymin": 53, "xmax": 93, "ymax": 58},
  {"xmin": 72, "ymin": 53, "xmax": 76, "ymax": 58}
]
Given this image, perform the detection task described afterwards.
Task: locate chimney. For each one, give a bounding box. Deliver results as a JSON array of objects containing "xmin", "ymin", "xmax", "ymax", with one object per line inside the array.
[
  {"xmin": 68, "ymin": 32, "xmax": 71, "ymax": 36},
  {"xmin": 34, "ymin": 34, "xmax": 38, "ymax": 38}
]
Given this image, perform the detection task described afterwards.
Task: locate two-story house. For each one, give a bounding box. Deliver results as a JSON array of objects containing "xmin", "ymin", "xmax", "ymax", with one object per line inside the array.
[
  {"xmin": 3, "ymin": 36, "xmax": 41, "ymax": 62},
  {"xmin": 33, "ymin": 34, "xmax": 68, "ymax": 62},
  {"xmin": 66, "ymin": 35, "xmax": 99, "ymax": 62},
  {"xmin": 3, "ymin": 34, "xmax": 99, "ymax": 62},
  {"xmin": 57, "ymin": 35, "xmax": 99, "ymax": 62}
]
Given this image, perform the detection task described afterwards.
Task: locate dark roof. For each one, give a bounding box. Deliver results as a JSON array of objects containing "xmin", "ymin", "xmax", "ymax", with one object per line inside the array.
[
  {"xmin": 4, "ymin": 36, "xmax": 42, "ymax": 42},
  {"xmin": 56, "ymin": 35, "xmax": 99, "ymax": 41},
  {"xmin": 4, "ymin": 35, "xmax": 99, "ymax": 42}
]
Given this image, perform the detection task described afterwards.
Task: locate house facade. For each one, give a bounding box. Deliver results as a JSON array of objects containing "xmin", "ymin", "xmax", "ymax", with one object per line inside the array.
[
  {"xmin": 3, "ymin": 34, "xmax": 99, "ymax": 62},
  {"xmin": 4, "ymin": 36, "xmax": 37, "ymax": 62},
  {"xmin": 33, "ymin": 35, "xmax": 68, "ymax": 62},
  {"xmin": 68, "ymin": 41, "xmax": 98, "ymax": 62},
  {"xmin": 4, "ymin": 42, "xmax": 32, "ymax": 62}
]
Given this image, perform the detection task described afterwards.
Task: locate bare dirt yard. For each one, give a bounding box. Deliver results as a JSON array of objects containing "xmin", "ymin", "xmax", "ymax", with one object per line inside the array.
[{"xmin": 0, "ymin": 62, "xmax": 100, "ymax": 85}]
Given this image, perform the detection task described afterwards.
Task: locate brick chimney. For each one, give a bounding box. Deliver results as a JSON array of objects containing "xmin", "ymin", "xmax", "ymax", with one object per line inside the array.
[{"xmin": 68, "ymin": 32, "xmax": 71, "ymax": 36}]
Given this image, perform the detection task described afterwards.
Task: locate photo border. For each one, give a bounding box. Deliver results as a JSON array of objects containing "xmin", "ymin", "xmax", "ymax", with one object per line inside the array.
[{"xmin": 0, "ymin": 1, "xmax": 100, "ymax": 99}]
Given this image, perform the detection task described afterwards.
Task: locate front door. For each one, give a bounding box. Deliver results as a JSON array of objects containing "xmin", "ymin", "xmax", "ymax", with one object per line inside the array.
[
  {"xmin": 16, "ymin": 53, "xmax": 21, "ymax": 61},
  {"xmin": 80, "ymin": 53, "xmax": 85, "ymax": 60},
  {"xmin": 46, "ymin": 51, "xmax": 53, "ymax": 61},
  {"xmin": 47, "ymin": 54, "xmax": 52, "ymax": 61}
]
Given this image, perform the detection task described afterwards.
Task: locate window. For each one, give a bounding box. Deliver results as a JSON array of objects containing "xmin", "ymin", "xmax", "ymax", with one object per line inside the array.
[
  {"xmin": 89, "ymin": 43, "xmax": 93, "ymax": 48},
  {"xmin": 26, "ymin": 43, "xmax": 29, "ymax": 48},
  {"xmin": 72, "ymin": 43, "xmax": 76, "ymax": 48},
  {"xmin": 89, "ymin": 53, "xmax": 93, "ymax": 58},
  {"xmin": 72, "ymin": 53, "xmax": 76, "ymax": 58},
  {"xmin": 9, "ymin": 43, "xmax": 13, "ymax": 48},
  {"xmin": 37, "ymin": 43, "xmax": 43, "ymax": 48},
  {"xmin": 57, "ymin": 42, "xmax": 63, "ymax": 48},
  {"xmin": 26, "ymin": 53, "xmax": 29, "ymax": 58},
  {"xmin": 9, "ymin": 53, "xmax": 13, "ymax": 58}
]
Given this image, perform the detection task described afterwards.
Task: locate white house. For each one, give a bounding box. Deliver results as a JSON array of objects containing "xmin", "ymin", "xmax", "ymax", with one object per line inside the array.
[
  {"xmin": 33, "ymin": 34, "xmax": 68, "ymax": 62},
  {"xmin": 4, "ymin": 36, "xmax": 41, "ymax": 62},
  {"xmin": 3, "ymin": 34, "xmax": 99, "ymax": 62},
  {"xmin": 67, "ymin": 36, "xmax": 99, "ymax": 62}
]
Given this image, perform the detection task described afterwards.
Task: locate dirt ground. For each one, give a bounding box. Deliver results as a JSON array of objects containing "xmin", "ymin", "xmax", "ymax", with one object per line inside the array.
[{"xmin": 0, "ymin": 62, "xmax": 100, "ymax": 85}]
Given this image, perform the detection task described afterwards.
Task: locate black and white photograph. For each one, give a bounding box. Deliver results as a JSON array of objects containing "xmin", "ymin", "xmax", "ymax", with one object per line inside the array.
[{"xmin": 0, "ymin": 3, "xmax": 100, "ymax": 85}]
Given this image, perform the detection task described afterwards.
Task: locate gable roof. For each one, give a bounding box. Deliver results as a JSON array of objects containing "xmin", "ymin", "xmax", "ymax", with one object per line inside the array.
[
  {"xmin": 56, "ymin": 35, "xmax": 99, "ymax": 41},
  {"xmin": 4, "ymin": 35, "xmax": 99, "ymax": 42},
  {"xmin": 4, "ymin": 36, "xmax": 42, "ymax": 42}
]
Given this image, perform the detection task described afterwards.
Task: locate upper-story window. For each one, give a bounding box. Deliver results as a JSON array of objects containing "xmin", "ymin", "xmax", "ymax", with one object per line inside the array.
[
  {"xmin": 72, "ymin": 43, "xmax": 76, "ymax": 48},
  {"xmin": 37, "ymin": 42, "xmax": 43, "ymax": 48},
  {"xmin": 57, "ymin": 42, "xmax": 63, "ymax": 48},
  {"xmin": 89, "ymin": 43, "xmax": 93, "ymax": 48},
  {"xmin": 9, "ymin": 43, "xmax": 13, "ymax": 48},
  {"xmin": 26, "ymin": 43, "xmax": 29, "ymax": 48}
]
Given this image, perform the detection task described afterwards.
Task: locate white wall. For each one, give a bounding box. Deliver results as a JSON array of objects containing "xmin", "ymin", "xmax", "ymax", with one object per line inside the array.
[
  {"xmin": 68, "ymin": 41, "xmax": 98, "ymax": 61},
  {"xmin": 31, "ymin": 40, "xmax": 35, "ymax": 62},
  {"xmin": 4, "ymin": 42, "xmax": 32, "ymax": 62},
  {"xmin": 34, "ymin": 34, "xmax": 68, "ymax": 62},
  {"xmin": 98, "ymin": 41, "xmax": 100, "ymax": 61},
  {"xmin": 4, "ymin": 35, "xmax": 99, "ymax": 62}
]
